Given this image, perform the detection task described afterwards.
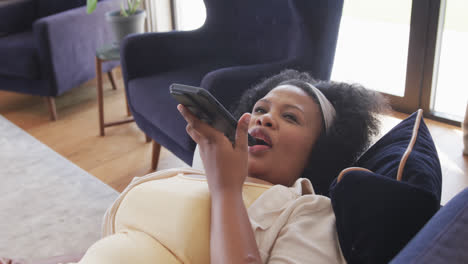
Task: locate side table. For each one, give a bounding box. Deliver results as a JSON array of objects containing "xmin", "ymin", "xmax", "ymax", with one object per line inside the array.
[
  {"xmin": 95, "ymin": 45, "xmax": 156, "ymax": 169},
  {"xmin": 95, "ymin": 44, "xmax": 134, "ymax": 136}
]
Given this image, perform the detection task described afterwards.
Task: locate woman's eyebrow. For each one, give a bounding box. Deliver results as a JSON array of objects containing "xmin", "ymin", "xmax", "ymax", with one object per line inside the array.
[
  {"xmin": 257, "ymin": 98, "xmax": 304, "ymax": 114},
  {"xmin": 284, "ymin": 104, "xmax": 304, "ymax": 114},
  {"xmin": 258, "ymin": 99, "xmax": 304, "ymax": 114}
]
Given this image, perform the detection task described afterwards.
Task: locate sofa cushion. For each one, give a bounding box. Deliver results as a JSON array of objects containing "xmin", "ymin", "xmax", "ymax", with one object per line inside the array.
[
  {"xmin": 37, "ymin": 0, "xmax": 86, "ymax": 18},
  {"xmin": 0, "ymin": 31, "xmax": 40, "ymax": 79},
  {"xmin": 329, "ymin": 110, "xmax": 442, "ymax": 264},
  {"xmin": 0, "ymin": 0, "xmax": 36, "ymax": 35}
]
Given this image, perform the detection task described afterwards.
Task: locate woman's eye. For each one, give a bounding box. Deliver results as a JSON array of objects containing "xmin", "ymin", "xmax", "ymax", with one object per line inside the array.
[
  {"xmin": 253, "ymin": 107, "xmax": 266, "ymax": 114},
  {"xmin": 284, "ymin": 113, "xmax": 298, "ymax": 122}
]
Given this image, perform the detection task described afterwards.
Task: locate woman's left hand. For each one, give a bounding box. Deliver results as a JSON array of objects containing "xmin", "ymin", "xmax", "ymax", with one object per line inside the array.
[{"xmin": 177, "ymin": 104, "xmax": 251, "ymax": 197}]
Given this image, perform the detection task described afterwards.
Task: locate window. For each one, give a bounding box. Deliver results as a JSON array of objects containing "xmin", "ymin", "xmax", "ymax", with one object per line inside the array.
[
  {"xmin": 332, "ymin": 0, "xmax": 412, "ymax": 97},
  {"xmin": 431, "ymin": 0, "xmax": 468, "ymax": 121},
  {"xmin": 173, "ymin": 0, "xmax": 206, "ymax": 31}
]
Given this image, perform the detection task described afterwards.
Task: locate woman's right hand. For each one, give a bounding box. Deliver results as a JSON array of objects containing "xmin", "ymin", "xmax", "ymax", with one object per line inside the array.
[
  {"xmin": 177, "ymin": 104, "xmax": 251, "ymax": 197},
  {"xmin": 178, "ymin": 104, "xmax": 262, "ymax": 263}
]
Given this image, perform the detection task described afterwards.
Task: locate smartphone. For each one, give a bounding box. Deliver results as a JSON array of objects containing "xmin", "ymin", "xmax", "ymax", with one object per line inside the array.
[{"xmin": 169, "ymin": 83, "xmax": 257, "ymax": 146}]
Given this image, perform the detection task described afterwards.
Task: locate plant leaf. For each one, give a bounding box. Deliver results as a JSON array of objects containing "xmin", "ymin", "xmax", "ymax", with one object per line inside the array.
[
  {"xmin": 134, "ymin": 0, "xmax": 141, "ymax": 12},
  {"xmin": 86, "ymin": 0, "xmax": 97, "ymax": 14},
  {"xmin": 131, "ymin": 4, "xmax": 136, "ymax": 14},
  {"xmin": 120, "ymin": 2, "xmax": 129, "ymax": 17}
]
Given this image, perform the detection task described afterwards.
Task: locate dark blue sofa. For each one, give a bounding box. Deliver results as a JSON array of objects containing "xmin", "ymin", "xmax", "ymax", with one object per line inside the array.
[
  {"xmin": 0, "ymin": 0, "xmax": 119, "ymax": 120},
  {"xmin": 391, "ymin": 186, "xmax": 468, "ymax": 263}
]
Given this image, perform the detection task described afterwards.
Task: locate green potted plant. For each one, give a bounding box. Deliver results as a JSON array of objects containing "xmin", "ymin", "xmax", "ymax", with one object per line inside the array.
[{"xmin": 87, "ymin": 0, "xmax": 146, "ymax": 47}]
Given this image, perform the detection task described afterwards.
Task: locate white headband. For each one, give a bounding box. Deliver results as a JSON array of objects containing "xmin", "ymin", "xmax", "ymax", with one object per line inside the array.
[{"xmin": 304, "ymin": 83, "xmax": 336, "ymax": 134}]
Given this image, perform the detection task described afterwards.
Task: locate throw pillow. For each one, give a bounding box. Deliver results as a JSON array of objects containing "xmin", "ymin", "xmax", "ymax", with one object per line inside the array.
[{"xmin": 329, "ymin": 110, "xmax": 442, "ymax": 264}]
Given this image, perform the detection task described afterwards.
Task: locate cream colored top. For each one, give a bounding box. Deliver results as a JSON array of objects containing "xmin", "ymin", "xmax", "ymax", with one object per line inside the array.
[
  {"xmin": 250, "ymin": 177, "xmax": 346, "ymax": 263},
  {"xmin": 72, "ymin": 168, "xmax": 345, "ymax": 264}
]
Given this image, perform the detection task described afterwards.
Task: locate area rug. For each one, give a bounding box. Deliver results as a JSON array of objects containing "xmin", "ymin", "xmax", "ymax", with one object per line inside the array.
[{"xmin": 0, "ymin": 115, "xmax": 118, "ymax": 262}]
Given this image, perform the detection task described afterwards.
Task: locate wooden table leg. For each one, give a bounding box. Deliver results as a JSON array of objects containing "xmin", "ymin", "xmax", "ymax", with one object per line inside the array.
[
  {"xmin": 107, "ymin": 70, "xmax": 117, "ymax": 90},
  {"xmin": 96, "ymin": 57, "xmax": 105, "ymax": 136}
]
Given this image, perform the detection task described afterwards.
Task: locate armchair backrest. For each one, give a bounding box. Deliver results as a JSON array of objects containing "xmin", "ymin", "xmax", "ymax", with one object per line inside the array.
[
  {"xmin": 201, "ymin": 0, "xmax": 292, "ymax": 64},
  {"xmin": 0, "ymin": 0, "xmax": 108, "ymax": 35},
  {"xmin": 37, "ymin": 0, "xmax": 102, "ymax": 18},
  {"xmin": 201, "ymin": 0, "xmax": 343, "ymax": 72},
  {"xmin": 0, "ymin": 0, "xmax": 36, "ymax": 35},
  {"xmin": 289, "ymin": 0, "xmax": 344, "ymax": 79}
]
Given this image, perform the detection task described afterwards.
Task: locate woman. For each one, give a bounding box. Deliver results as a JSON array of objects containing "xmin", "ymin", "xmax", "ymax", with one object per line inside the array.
[
  {"xmin": 56, "ymin": 69, "xmax": 386, "ymax": 264},
  {"xmin": 178, "ymin": 69, "xmax": 387, "ymax": 263}
]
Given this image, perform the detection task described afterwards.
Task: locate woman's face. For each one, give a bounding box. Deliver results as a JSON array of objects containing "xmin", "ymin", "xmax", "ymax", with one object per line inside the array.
[{"xmin": 247, "ymin": 84, "xmax": 323, "ymax": 186}]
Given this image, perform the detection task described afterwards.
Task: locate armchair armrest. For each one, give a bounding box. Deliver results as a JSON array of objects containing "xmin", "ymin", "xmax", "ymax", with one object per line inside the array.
[
  {"xmin": 33, "ymin": 0, "xmax": 119, "ymax": 95},
  {"xmin": 120, "ymin": 30, "xmax": 215, "ymax": 82},
  {"xmin": 390, "ymin": 187, "xmax": 468, "ymax": 263},
  {"xmin": 0, "ymin": 0, "xmax": 35, "ymax": 35}
]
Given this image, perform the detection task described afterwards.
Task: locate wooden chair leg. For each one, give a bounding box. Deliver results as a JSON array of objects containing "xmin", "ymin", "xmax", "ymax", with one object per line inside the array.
[
  {"xmin": 145, "ymin": 134, "xmax": 151, "ymax": 143},
  {"xmin": 124, "ymin": 89, "xmax": 132, "ymax": 117},
  {"xmin": 107, "ymin": 70, "xmax": 117, "ymax": 90},
  {"xmin": 45, "ymin": 97, "xmax": 57, "ymax": 121},
  {"xmin": 151, "ymin": 140, "xmax": 161, "ymax": 171}
]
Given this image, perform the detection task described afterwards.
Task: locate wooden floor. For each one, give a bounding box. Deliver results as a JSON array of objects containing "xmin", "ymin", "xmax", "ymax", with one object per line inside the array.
[{"xmin": 1, "ymin": 67, "xmax": 467, "ymax": 204}]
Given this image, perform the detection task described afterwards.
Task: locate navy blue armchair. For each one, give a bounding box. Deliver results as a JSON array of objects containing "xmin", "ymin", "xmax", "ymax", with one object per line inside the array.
[
  {"xmin": 121, "ymin": 0, "xmax": 344, "ymax": 168},
  {"xmin": 0, "ymin": 0, "xmax": 119, "ymax": 120}
]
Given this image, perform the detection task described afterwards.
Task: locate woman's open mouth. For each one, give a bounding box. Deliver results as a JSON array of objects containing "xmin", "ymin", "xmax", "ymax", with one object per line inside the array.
[{"xmin": 248, "ymin": 128, "xmax": 272, "ymax": 154}]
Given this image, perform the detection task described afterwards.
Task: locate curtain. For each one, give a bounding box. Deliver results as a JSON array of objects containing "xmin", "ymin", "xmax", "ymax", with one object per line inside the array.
[
  {"xmin": 142, "ymin": 0, "xmax": 158, "ymax": 32},
  {"xmin": 141, "ymin": 0, "xmax": 173, "ymax": 32}
]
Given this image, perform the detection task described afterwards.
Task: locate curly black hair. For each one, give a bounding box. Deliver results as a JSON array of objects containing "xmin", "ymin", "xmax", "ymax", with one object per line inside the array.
[{"xmin": 230, "ymin": 69, "xmax": 389, "ymax": 196}]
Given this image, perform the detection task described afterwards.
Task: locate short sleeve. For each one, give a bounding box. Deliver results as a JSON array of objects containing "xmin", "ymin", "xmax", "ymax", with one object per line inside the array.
[{"xmin": 267, "ymin": 198, "xmax": 345, "ymax": 264}]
